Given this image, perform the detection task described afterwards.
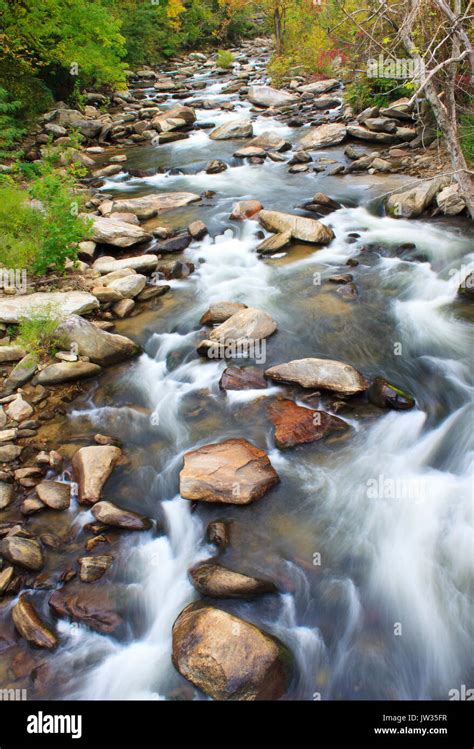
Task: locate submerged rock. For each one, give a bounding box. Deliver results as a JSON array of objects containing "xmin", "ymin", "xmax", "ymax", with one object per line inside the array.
[
  {"xmin": 180, "ymin": 438, "xmax": 279, "ymax": 504},
  {"xmin": 368, "ymin": 378, "xmax": 415, "ymax": 410},
  {"xmin": 172, "ymin": 602, "xmax": 292, "ymax": 700},
  {"xmin": 12, "ymin": 595, "xmax": 58, "ymax": 649},
  {"xmin": 265, "ymin": 357, "xmax": 369, "ymax": 395},
  {"xmin": 72, "ymin": 445, "xmax": 122, "ymax": 504},
  {"xmin": 189, "ymin": 560, "xmax": 277, "ymax": 598},
  {"xmin": 0, "ymin": 536, "xmax": 44, "ymax": 570},
  {"xmin": 219, "ymin": 366, "xmax": 267, "ymax": 390},
  {"xmin": 268, "ymin": 399, "xmax": 348, "ymax": 448},
  {"xmin": 49, "ymin": 584, "xmax": 122, "ymax": 633}
]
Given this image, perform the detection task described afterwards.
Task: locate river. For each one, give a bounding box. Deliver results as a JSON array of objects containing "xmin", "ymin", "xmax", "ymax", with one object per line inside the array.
[{"xmin": 20, "ymin": 47, "xmax": 474, "ymax": 701}]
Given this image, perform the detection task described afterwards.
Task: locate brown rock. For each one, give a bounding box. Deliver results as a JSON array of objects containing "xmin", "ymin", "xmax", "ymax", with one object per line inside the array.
[
  {"xmin": 207, "ymin": 520, "xmax": 231, "ymax": 549},
  {"xmin": 36, "ymin": 481, "xmax": 71, "ymax": 510},
  {"xmin": 200, "ymin": 302, "xmax": 247, "ymax": 326},
  {"xmin": 0, "ymin": 536, "xmax": 44, "ymax": 570},
  {"xmin": 265, "ymin": 357, "xmax": 369, "ymax": 395},
  {"xmin": 49, "ymin": 585, "xmax": 122, "ymax": 633},
  {"xmin": 219, "ymin": 366, "xmax": 267, "ymax": 391},
  {"xmin": 78, "ymin": 555, "xmax": 113, "ymax": 582},
  {"xmin": 180, "ymin": 438, "xmax": 279, "ymax": 504},
  {"xmin": 268, "ymin": 399, "xmax": 348, "ymax": 448},
  {"xmin": 72, "ymin": 445, "xmax": 122, "ymax": 503},
  {"xmin": 230, "ymin": 200, "xmax": 263, "ymax": 220},
  {"xmin": 91, "ymin": 500, "xmax": 152, "ymax": 530},
  {"xmin": 172, "ymin": 602, "xmax": 292, "ymax": 700},
  {"xmin": 12, "ymin": 595, "xmax": 58, "ymax": 649},
  {"xmin": 189, "ymin": 560, "xmax": 276, "ymax": 598}
]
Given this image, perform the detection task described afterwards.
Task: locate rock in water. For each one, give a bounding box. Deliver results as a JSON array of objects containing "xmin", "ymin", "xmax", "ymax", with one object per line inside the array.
[
  {"xmin": 219, "ymin": 366, "xmax": 267, "ymax": 390},
  {"xmin": 209, "ymin": 119, "xmax": 253, "ymax": 140},
  {"xmin": 56, "ymin": 315, "xmax": 140, "ymax": 366},
  {"xmin": 200, "ymin": 302, "xmax": 247, "ymax": 325},
  {"xmin": 368, "ymin": 378, "xmax": 415, "ymax": 410},
  {"xmin": 268, "ymin": 399, "xmax": 348, "ymax": 448},
  {"xmin": 172, "ymin": 602, "xmax": 292, "ymax": 700},
  {"xmin": 36, "ymin": 480, "xmax": 71, "ymax": 510},
  {"xmin": 12, "ymin": 595, "xmax": 58, "ymax": 649},
  {"xmin": 386, "ymin": 177, "xmax": 448, "ymax": 218},
  {"xmin": 79, "ymin": 555, "xmax": 113, "ymax": 582},
  {"xmin": 299, "ymin": 123, "xmax": 347, "ymax": 150},
  {"xmin": 180, "ymin": 438, "xmax": 279, "ymax": 504},
  {"xmin": 72, "ymin": 445, "xmax": 122, "ymax": 504},
  {"xmin": 207, "ymin": 307, "xmax": 277, "ymax": 345},
  {"xmin": 0, "ymin": 536, "xmax": 44, "ymax": 570},
  {"xmin": 99, "ymin": 193, "xmax": 201, "ymax": 219},
  {"xmin": 258, "ymin": 210, "xmax": 334, "ymax": 244},
  {"xmin": 49, "ymin": 584, "xmax": 122, "ymax": 633},
  {"xmin": 189, "ymin": 560, "xmax": 276, "ymax": 598},
  {"xmin": 265, "ymin": 357, "xmax": 369, "ymax": 395},
  {"xmin": 247, "ymin": 85, "xmax": 296, "ymax": 108},
  {"xmin": 91, "ymin": 501, "xmax": 152, "ymax": 530}
]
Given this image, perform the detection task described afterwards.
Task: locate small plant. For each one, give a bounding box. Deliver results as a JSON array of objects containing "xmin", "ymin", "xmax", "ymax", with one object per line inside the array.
[
  {"xmin": 216, "ymin": 49, "xmax": 234, "ymax": 69},
  {"xmin": 15, "ymin": 304, "xmax": 66, "ymax": 360},
  {"xmin": 344, "ymin": 75, "xmax": 413, "ymax": 113}
]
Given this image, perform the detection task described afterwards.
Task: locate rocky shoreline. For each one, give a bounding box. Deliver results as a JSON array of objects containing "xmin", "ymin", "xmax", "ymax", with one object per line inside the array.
[{"xmin": 0, "ymin": 38, "xmax": 472, "ymax": 701}]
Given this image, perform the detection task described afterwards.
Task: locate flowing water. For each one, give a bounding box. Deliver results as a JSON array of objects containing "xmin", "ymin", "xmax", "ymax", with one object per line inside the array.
[{"xmin": 16, "ymin": 53, "xmax": 474, "ymax": 701}]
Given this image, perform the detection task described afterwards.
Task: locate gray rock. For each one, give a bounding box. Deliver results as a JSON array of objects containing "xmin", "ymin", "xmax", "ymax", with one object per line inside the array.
[
  {"xmin": 0, "ymin": 292, "xmax": 98, "ymax": 324},
  {"xmin": 33, "ymin": 361, "xmax": 101, "ymax": 386}
]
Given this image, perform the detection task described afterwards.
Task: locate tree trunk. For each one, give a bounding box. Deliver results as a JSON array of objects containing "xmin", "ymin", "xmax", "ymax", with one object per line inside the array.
[{"xmin": 274, "ymin": 8, "xmax": 283, "ymax": 56}]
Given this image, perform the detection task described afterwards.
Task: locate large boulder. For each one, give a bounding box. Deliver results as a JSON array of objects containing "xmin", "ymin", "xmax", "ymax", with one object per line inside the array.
[
  {"xmin": 436, "ymin": 184, "xmax": 466, "ymax": 216},
  {"xmin": 0, "ymin": 536, "xmax": 44, "ymax": 570},
  {"xmin": 189, "ymin": 560, "xmax": 277, "ymax": 598},
  {"xmin": 89, "ymin": 216, "xmax": 152, "ymax": 248},
  {"xmin": 180, "ymin": 438, "xmax": 279, "ymax": 504},
  {"xmin": 91, "ymin": 500, "xmax": 152, "ymax": 530},
  {"xmin": 265, "ymin": 357, "xmax": 369, "ymax": 395},
  {"xmin": 258, "ymin": 210, "xmax": 334, "ymax": 244},
  {"xmin": 347, "ymin": 124, "xmax": 397, "ymax": 144},
  {"xmin": 99, "ymin": 193, "xmax": 201, "ymax": 220},
  {"xmin": 200, "ymin": 302, "xmax": 247, "ymax": 325},
  {"xmin": 299, "ymin": 123, "xmax": 347, "ymax": 150},
  {"xmin": 72, "ymin": 445, "xmax": 122, "ymax": 503},
  {"xmin": 209, "ymin": 119, "xmax": 253, "ymax": 140},
  {"xmin": 33, "ymin": 361, "xmax": 101, "ymax": 386},
  {"xmin": 268, "ymin": 399, "xmax": 348, "ymax": 448},
  {"xmin": 12, "ymin": 595, "xmax": 58, "ymax": 649},
  {"xmin": 36, "ymin": 480, "xmax": 71, "ymax": 510},
  {"xmin": 172, "ymin": 602, "xmax": 292, "ymax": 700},
  {"xmin": 49, "ymin": 584, "xmax": 122, "ymax": 633},
  {"xmin": 0, "ymin": 292, "xmax": 98, "ymax": 324},
  {"xmin": 386, "ymin": 177, "xmax": 448, "ymax": 218},
  {"xmin": 151, "ymin": 104, "xmax": 196, "ymax": 132},
  {"xmin": 56, "ymin": 315, "xmax": 140, "ymax": 366},
  {"xmin": 247, "ymin": 85, "xmax": 297, "ymax": 108}
]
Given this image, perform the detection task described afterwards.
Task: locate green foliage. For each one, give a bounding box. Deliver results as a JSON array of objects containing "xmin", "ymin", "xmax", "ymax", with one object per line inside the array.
[
  {"xmin": 15, "ymin": 304, "xmax": 65, "ymax": 360},
  {"xmin": 0, "ymin": 170, "xmax": 90, "ymax": 275},
  {"xmin": 344, "ymin": 76, "xmax": 413, "ymax": 113},
  {"xmin": 0, "ymin": 87, "xmax": 25, "ymax": 159},
  {"xmin": 216, "ymin": 49, "xmax": 235, "ymax": 68},
  {"xmin": 459, "ymin": 114, "xmax": 474, "ymax": 167}
]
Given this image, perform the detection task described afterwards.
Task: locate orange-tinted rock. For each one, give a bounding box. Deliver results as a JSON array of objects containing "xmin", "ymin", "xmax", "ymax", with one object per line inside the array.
[{"xmin": 268, "ymin": 399, "xmax": 348, "ymax": 448}]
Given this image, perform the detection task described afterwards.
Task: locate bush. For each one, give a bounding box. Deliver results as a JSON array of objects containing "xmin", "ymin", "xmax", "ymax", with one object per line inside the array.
[
  {"xmin": 0, "ymin": 87, "xmax": 25, "ymax": 160},
  {"xmin": 0, "ymin": 170, "xmax": 91, "ymax": 275},
  {"xmin": 344, "ymin": 75, "xmax": 414, "ymax": 113},
  {"xmin": 15, "ymin": 304, "xmax": 65, "ymax": 360},
  {"xmin": 216, "ymin": 49, "xmax": 234, "ymax": 69},
  {"xmin": 459, "ymin": 114, "xmax": 474, "ymax": 167}
]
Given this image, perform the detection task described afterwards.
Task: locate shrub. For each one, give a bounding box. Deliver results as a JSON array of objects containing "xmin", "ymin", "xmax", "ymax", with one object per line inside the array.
[
  {"xmin": 0, "ymin": 87, "xmax": 25, "ymax": 160},
  {"xmin": 344, "ymin": 75, "xmax": 413, "ymax": 113},
  {"xmin": 15, "ymin": 304, "xmax": 66, "ymax": 360},
  {"xmin": 216, "ymin": 49, "xmax": 234, "ymax": 69},
  {"xmin": 459, "ymin": 114, "xmax": 474, "ymax": 167}
]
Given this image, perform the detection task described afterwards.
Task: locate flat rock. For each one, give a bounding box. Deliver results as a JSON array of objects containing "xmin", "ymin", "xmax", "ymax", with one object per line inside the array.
[
  {"xmin": 247, "ymin": 132, "xmax": 290, "ymax": 152},
  {"xmin": 93, "ymin": 255, "xmax": 158, "ymax": 275},
  {"xmin": 207, "ymin": 307, "xmax": 277, "ymax": 346},
  {"xmin": 298, "ymin": 79, "xmax": 339, "ymax": 94},
  {"xmin": 100, "ymin": 193, "xmax": 201, "ymax": 219},
  {"xmin": 92, "ymin": 500, "xmax": 152, "ymax": 530},
  {"xmin": 299, "ymin": 123, "xmax": 347, "ymax": 150},
  {"xmin": 219, "ymin": 366, "xmax": 267, "ymax": 391},
  {"xmin": 89, "ymin": 216, "xmax": 152, "ymax": 248},
  {"xmin": 268, "ymin": 399, "xmax": 348, "ymax": 448},
  {"xmin": 256, "ymin": 230, "xmax": 292, "ymax": 254},
  {"xmin": 265, "ymin": 357, "xmax": 369, "ymax": 395},
  {"xmin": 12, "ymin": 595, "xmax": 58, "ymax": 649},
  {"xmin": 0, "ymin": 345, "xmax": 26, "ymax": 363},
  {"xmin": 72, "ymin": 445, "xmax": 122, "ymax": 503},
  {"xmin": 347, "ymin": 124, "xmax": 397, "ymax": 144},
  {"xmin": 200, "ymin": 302, "xmax": 247, "ymax": 325},
  {"xmin": 49, "ymin": 585, "xmax": 122, "ymax": 633},
  {"xmin": 0, "ymin": 292, "xmax": 98, "ymax": 324},
  {"xmin": 258, "ymin": 210, "xmax": 334, "ymax": 244},
  {"xmin": 189, "ymin": 560, "xmax": 277, "ymax": 598},
  {"xmin": 180, "ymin": 438, "xmax": 279, "ymax": 504},
  {"xmin": 33, "ymin": 361, "xmax": 101, "ymax": 386},
  {"xmin": 172, "ymin": 602, "xmax": 292, "ymax": 700}
]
